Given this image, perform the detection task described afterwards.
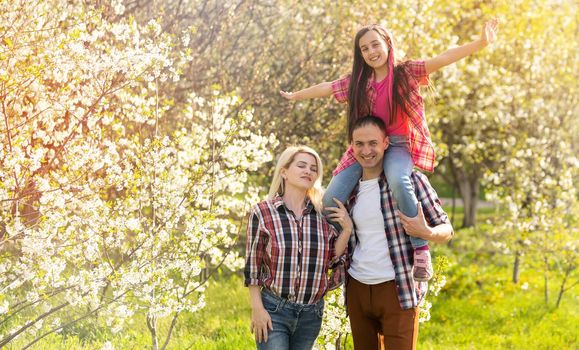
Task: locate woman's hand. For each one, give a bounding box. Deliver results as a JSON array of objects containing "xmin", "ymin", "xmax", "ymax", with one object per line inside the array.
[
  {"xmin": 481, "ymin": 18, "xmax": 499, "ymax": 46},
  {"xmin": 326, "ymin": 198, "xmax": 353, "ymax": 234},
  {"xmin": 251, "ymin": 306, "xmax": 273, "ymax": 343}
]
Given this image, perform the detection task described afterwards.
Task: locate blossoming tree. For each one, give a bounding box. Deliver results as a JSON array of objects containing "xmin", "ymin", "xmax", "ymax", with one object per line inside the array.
[{"xmin": 0, "ymin": 1, "xmax": 275, "ymax": 349}]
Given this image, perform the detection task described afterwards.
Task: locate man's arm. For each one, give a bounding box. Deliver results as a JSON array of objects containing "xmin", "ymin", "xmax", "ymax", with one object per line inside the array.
[
  {"xmin": 398, "ymin": 204, "xmax": 453, "ymax": 243},
  {"xmin": 398, "ymin": 171, "xmax": 454, "ymax": 243}
]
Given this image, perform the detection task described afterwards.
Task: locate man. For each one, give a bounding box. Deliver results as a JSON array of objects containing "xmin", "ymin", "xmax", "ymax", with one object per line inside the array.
[{"xmin": 343, "ymin": 116, "xmax": 453, "ymax": 350}]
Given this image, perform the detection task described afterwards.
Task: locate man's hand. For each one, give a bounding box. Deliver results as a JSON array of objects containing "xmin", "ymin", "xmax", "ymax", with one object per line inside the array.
[
  {"xmin": 398, "ymin": 204, "xmax": 431, "ymax": 240},
  {"xmin": 398, "ymin": 204, "xmax": 454, "ymax": 243}
]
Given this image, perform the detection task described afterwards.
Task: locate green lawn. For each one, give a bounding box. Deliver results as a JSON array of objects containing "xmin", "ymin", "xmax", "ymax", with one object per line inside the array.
[
  {"xmin": 179, "ymin": 270, "xmax": 577, "ymax": 350},
  {"xmin": 177, "ymin": 210, "xmax": 578, "ymax": 350},
  {"xmin": 419, "ymin": 223, "xmax": 578, "ymax": 350},
  {"xmin": 5, "ymin": 206, "xmax": 577, "ymax": 349}
]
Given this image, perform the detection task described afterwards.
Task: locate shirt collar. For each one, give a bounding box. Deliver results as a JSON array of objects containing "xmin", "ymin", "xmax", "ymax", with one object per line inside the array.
[
  {"xmin": 272, "ymin": 194, "xmax": 314, "ymax": 214},
  {"xmin": 346, "ymin": 173, "xmax": 388, "ymax": 207}
]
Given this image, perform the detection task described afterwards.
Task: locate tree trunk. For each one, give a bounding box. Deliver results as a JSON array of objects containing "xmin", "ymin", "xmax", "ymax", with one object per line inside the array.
[
  {"xmin": 447, "ymin": 155, "xmax": 480, "ymax": 228},
  {"xmin": 160, "ymin": 312, "xmax": 181, "ymax": 350},
  {"xmin": 456, "ymin": 172, "xmax": 479, "ymax": 228},
  {"xmin": 451, "ymin": 188, "xmax": 456, "ymax": 226},
  {"xmin": 556, "ymin": 264, "xmax": 573, "ymax": 308},
  {"xmin": 147, "ymin": 314, "xmax": 159, "ymax": 350},
  {"xmin": 447, "ymin": 194, "xmax": 456, "ymax": 248},
  {"xmin": 512, "ymin": 252, "xmax": 520, "ymax": 284}
]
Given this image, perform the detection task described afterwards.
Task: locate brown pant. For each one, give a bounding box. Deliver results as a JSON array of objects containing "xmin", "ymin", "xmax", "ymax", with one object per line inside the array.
[{"xmin": 346, "ymin": 277, "xmax": 419, "ymax": 350}]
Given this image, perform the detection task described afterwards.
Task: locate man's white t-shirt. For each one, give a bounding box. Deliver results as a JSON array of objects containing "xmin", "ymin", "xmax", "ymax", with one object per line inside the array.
[{"xmin": 348, "ymin": 177, "xmax": 396, "ymax": 284}]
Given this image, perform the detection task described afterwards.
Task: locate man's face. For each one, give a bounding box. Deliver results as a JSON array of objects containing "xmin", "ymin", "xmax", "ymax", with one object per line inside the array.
[{"xmin": 351, "ymin": 123, "xmax": 388, "ymax": 171}]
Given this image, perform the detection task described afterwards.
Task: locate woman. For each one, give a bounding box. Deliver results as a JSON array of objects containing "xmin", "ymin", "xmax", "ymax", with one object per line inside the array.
[{"xmin": 244, "ymin": 145, "xmax": 353, "ymax": 350}]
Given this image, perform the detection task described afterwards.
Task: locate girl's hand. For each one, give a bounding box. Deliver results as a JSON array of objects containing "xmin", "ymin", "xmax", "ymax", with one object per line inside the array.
[
  {"xmin": 251, "ymin": 306, "xmax": 273, "ymax": 343},
  {"xmin": 325, "ymin": 198, "xmax": 353, "ymax": 233},
  {"xmin": 481, "ymin": 19, "xmax": 499, "ymax": 46},
  {"xmin": 280, "ymin": 90, "xmax": 296, "ymax": 100}
]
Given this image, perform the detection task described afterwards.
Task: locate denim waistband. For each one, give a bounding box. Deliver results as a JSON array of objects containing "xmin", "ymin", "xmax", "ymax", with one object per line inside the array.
[{"xmin": 261, "ymin": 288, "xmax": 323, "ymax": 310}]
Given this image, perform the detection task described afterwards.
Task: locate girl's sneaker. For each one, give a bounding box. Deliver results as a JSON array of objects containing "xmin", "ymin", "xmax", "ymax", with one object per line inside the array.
[{"xmin": 413, "ymin": 250, "xmax": 433, "ymax": 282}]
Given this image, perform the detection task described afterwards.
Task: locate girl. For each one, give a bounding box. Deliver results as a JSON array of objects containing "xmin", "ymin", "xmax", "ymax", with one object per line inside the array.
[
  {"xmin": 280, "ymin": 20, "xmax": 498, "ymax": 281},
  {"xmin": 244, "ymin": 145, "xmax": 353, "ymax": 350}
]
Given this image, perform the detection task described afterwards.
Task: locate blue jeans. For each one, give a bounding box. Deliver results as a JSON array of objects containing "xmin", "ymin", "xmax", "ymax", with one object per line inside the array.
[
  {"xmin": 323, "ymin": 135, "xmax": 428, "ymax": 248},
  {"xmin": 256, "ymin": 289, "xmax": 324, "ymax": 350}
]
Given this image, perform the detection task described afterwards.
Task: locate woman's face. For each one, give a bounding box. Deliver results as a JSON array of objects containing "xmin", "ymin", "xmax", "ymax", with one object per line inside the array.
[
  {"xmin": 358, "ymin": 29, "xmax": 389, "ymax": 69},
  {"xmin": 281, "ymin": 152, "xmax": 319, "ymax": 192}
]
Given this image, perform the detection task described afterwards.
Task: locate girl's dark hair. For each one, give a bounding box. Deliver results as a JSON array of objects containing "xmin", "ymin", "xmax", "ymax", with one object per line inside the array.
[{"xmin": 347, "ymin": 25, "xmax": 415, "ymax": 142}]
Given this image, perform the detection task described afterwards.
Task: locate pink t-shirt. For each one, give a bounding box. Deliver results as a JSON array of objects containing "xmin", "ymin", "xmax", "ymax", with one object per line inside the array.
[
  {"xmin": 331, "ymin": 60, "xmax": 434, "ymax": 175},
  {"xmin": 371, "ymin": 77, "xmax": 409, "ymax": 136}
]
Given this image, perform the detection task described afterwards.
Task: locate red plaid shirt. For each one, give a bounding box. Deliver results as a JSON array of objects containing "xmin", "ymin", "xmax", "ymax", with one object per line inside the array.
[
  {"xmin": 244, "ymin": 196, "xmax": 343, "ymax": 304},
  {"xmin": 331, "ymin": 60, "xmax": 435, "ymax": 175}
]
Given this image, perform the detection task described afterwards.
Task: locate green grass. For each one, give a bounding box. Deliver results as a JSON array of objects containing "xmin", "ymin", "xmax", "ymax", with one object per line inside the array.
[
  {"xmin": 420, "ymin": 291, "xmax": 578, "ymax": 349},
  {"xmin": 176, "ymin": 217, "xmax": 578, "ymax": 350},
  {"xmin": 176, "ymin": 274, "xmax": 254, "ymax": 350},
  {"xmin": 185, "ymin": 270, "xmax": 577, "ymax": 350},
  {"xmin": 419, "ymin": 223, "xmax": 578, "ymax": 350},
  {"xmin": 5, "ymin": 208, "xmax": 577, "ymax": 349}
]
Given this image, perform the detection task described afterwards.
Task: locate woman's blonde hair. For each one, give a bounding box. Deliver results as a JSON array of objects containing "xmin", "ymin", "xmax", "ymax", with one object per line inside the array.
[{"xmin": 267, "ymin": 145, "xmax": 324, "ymax": 213}]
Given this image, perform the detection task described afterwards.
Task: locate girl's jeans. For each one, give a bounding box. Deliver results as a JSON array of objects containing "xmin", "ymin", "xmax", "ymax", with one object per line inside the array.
[
  {"xmin": 256, "ymin": 289, "xmax": 324, "ymax": 350},
  {"xmin": 323, "ymin": 135, "xmax": 428, "ymax": 248}
]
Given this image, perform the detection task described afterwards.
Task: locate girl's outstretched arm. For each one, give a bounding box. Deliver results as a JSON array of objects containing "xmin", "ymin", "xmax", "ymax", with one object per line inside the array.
[
  {"xmin": 425, "ymin": 19, "xmax": 498, "ymax": 75},
  {"xmin": 280, "ymin": 81, "xmax": 333, "ymax": 100}
]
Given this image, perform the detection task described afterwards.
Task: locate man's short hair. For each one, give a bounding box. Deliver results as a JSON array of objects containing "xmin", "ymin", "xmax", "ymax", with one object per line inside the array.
[{"xmin": 349, "ymin": 115, "xmax": 387, "ymax": 142}]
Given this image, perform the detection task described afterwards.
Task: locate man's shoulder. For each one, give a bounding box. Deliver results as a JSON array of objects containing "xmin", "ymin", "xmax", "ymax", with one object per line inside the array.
[
  {"xmin": 410, "ymin": 170, "xmax": 430, "ymax": 182},
  {"xmin": 409, "ymin": 170, "xmax": 436, "ymax": 195}
]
